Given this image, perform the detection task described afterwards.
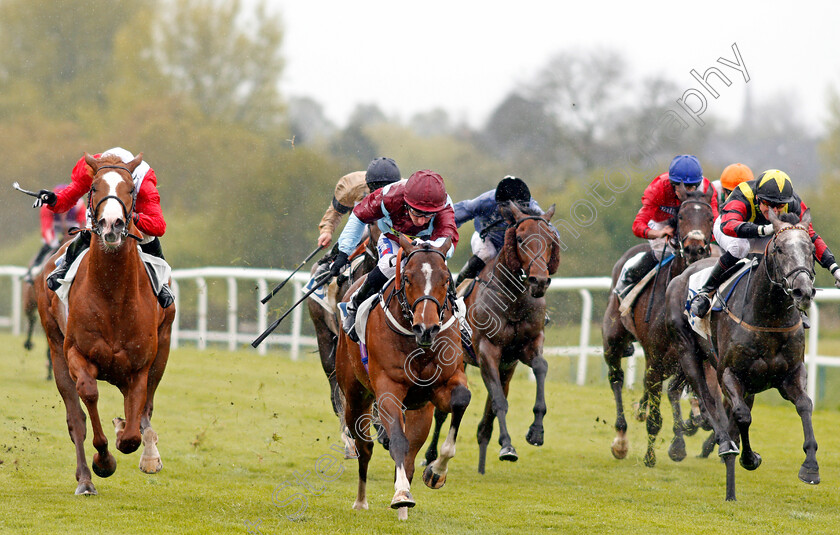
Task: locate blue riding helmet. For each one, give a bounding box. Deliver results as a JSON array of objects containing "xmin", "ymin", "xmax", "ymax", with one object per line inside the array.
[{"xmin": 668, "ymin": 154, "xmax": 703, "ymax": 185}]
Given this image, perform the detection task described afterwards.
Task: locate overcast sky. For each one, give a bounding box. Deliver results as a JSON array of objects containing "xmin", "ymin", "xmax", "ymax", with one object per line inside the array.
[{"xmin": 270, "ymin": 0, "xmax": 840, "ymax": 133}]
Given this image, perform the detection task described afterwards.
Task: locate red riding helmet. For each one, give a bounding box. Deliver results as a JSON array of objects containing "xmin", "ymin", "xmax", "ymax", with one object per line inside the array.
[{"xmin": 404, "ymin": 170, "xmax": 448, "ymax": 213}]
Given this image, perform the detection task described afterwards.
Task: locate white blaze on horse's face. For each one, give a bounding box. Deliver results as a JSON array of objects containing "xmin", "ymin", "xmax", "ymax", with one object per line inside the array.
[
  {"xmin": 421, "ymin": 263, "xmax": 433, "ymax": 295},
  {"xmin": 98, "ymin": 172, "xmax": 129, "ymax": 246}
]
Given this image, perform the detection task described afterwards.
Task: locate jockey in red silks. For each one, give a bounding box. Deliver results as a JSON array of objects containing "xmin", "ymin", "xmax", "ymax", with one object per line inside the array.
[
  {"xmin": 33, "ymin": 147, "xmax": 174, "ymax": 308},
  {"xmin": 614, "ymin": 154, "xmax": 719, "ymax": 298},
  {"xmin": 23, "ymin": 184, "xmax": 86, "ymax": 283},
  {"xmin": 329, "ymin": 169, "xmax": 459, "ymax": 342}
]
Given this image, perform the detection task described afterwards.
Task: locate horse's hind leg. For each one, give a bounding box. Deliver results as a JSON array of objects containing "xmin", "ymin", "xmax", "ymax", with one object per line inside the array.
[
  {"xmin": 136, "ymin": 310, "xmax": 175, "ymax": 473},
  {"xmin": 476, "ymin": 392, "xmax": 495, "ymax": 474},
  {"xmin": 424, "ymin": 382, "xmax": 471, "ymax": 489},
  {"xmin": 720, "ymin": 369, "xmax": 762, "ymax": 472},
  {"xmin": 65, "ymin": 347, "xmax": 117, "ymax": 481},
  {"xmin": 778, "ymin": 363, "xmax": 819, "ymax": 484},
  {"xmin": 603, "ymin": 315, "xmax": 633, "ymax": 459},
  {"xmin": 344, "ymin": 389, "xmax": 374, "ymax": 511},
  {"xmin": 48, "ymin": 336, "xmax": 96, "ymax": 494},
  {"xmin": 422, "ymin": 408, "xmax": 449, "ymax": 466},
  {"xmin": 642, "ymin": 368, "xmax": 663, "ymax": 467}
]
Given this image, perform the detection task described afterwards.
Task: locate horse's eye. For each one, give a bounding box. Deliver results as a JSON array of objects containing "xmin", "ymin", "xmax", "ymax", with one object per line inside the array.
[
  {"xmin": 517, "ymin": 236, "xmax": 523, "ymax": 244},
  {"xmin": 678, "ymin": 214, "xmax": 684, "ymax": 220}
]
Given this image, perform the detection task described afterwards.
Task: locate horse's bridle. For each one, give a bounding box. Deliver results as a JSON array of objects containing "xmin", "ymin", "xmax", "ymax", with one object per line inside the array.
[
  {"xmin": 673, "ymin": 198, "xmax": 713, "ymax": 259},
  {"xmin": 87, "ymin": 165, "xmax": 138, "ymax": 239},
  {"xmin": 764, "ymin": 225, "xmax": 815, "ymax": 298},
  {"xmin": 510, "ymin": 215, "xmax": 557, "ymax": 281}
]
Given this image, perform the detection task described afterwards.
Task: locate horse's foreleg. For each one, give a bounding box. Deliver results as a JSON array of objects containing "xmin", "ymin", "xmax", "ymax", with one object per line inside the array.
[
  {"xmin": 422, "ymin": 408, "xmax": 448, "ymax": 466},
  {"xmin": 525, "ymin": 342, "xmax": 548, "ymax": 447},
  {"xmin": 424, "ymin": 381, "xmax": 471, "ymax": 489},
  {"xmin": 478, "ymin": 341, "xmax": 516, "ymax": 462},
  {"xmin": 720, "ymin": 368, "xmax": 762, "ymax": 471},
  {"xmin": 66, "ymin": 347, "xmax": 117, "ymax": 480},
  {"xmin": 476, "ymin": 393, "xmax": 495, "ymax": 474},
  {"xmin": 666, "ymin": 374, "xmax": 687, "ymax": 462},
  {"xmin": 343, "ymin": 387, "xmax": 373, "ymax": 511},
  {"xmin": 374, "ymin": 386, "xmax": 415, "ymax": 514},
  {"xmin": 115, "ymin": 370, "xmax": 149, "ymax": 455},
  {"xmin": 778, "ymin": 363, "xmax": 819, "ymax": 484}
]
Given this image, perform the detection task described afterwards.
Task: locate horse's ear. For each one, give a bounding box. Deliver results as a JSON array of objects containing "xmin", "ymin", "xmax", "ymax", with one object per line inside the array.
[
  {"xmin": 398, "ymin": 233, "xmax": 413, "ymax": 253},
  {"xmin": 127, "ymin": 152, "xmax": 143, "ymax": 174},
  {"xmin": 766, "ymin": 206, "xmax": 784, "ymax": 231},
  {"xmin": 435, "ymin": 237, "xmax": 452, "ymax": 256},
  {"xmin": 508, "ymin": 201, "xmax": 524, "ymax": 221},
  {"xmin": 499, "ymin": 201, "xmax": 518, "ymax": 224},
  {"xmin": 84, "ymin": 153, "xmax": 98, "ymax": 175},
  {"xmin": 799, "ymin": 208, "xmax": 811, "ymax": 229},
  {"xmin": 703, "ymin": 184, "xmax": 714, "ymax": 204},
  {"xmin": 542, "ymin": 203, "xmax": 556, "ymax": 221}
]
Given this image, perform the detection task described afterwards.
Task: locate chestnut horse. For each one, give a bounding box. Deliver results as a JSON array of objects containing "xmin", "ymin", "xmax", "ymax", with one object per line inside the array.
[
  {"xmin": 666, "ymin": 209, "xmax": 819, "ymax": 501},
  {"xmin": 602, "ymin": 185, "xmax": 716, "ymax": 466},
  {"xmin": 425, "ymin": 203, "xmax": 559, "ymax": 474},
  {"xmin": 36, "ymin": 153, "xmax": 175, "ymax": 495},
  {"xmin": 336, "ymin": 235, "xmax": 471, "ymax": 520}
]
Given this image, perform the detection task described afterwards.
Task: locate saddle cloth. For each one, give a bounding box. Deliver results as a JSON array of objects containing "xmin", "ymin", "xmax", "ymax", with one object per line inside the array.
[
  {"xmin": 55, "ymin": 247, "xmax": 172, "ymax": 306},
  {"xmin": 684, "ymin": 258, "xmax": 755, "ymax": 340},
  {"xmin": 617, "ymin": 252, "xmax": 675, "ymax": 316}
]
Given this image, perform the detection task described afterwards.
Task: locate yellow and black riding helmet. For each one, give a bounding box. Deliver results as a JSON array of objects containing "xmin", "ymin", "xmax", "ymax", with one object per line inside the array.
[{"xmin": 755, "ymin": 169, "xmax": 794, "ymax": 205}]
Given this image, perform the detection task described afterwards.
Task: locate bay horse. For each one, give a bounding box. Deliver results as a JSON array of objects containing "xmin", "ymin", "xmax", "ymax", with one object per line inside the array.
[
  {"xmin": 425, "ymin": 202, "xmax": 559, "ymax": 474},
  {"xmin": 306, "ymin": 226, "xmax": 380, "ymax": 453},
  {"xmin": 665, "ymin": 209, "xmax": 819, "ymax": 501},
  {"xmin": 335, "ymin": 235, "xmax": 471, "ymax": 520},
  {"xmin": 36, "ymin": 152, "xmax": 175, "ymax": 495},
  {"xmin": 602, "ymin": 185, "xmax": 716, "ymax": 466}
]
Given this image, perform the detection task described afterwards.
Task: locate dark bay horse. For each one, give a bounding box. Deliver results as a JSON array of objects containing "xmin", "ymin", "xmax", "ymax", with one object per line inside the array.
[
  {"xmin": 602, "ymin": 185, "xmax": 715, "ymax": 467},
  {"xmin": 336, "ymin": 235, "xmax": 470, "ymax": 520},
  {"xmin": 665, "ymin": 209, "xmax": 819, "ymax": 501},
  {"xmin": 306, "ymin": 227, "xmax": 379, "ymax": 454},
  {"xmin": 36, "ymin": 153, "xmax": 175, "ymax": 495},
  {"xmin": 426, "ymin": 203, "xmax": 559, "ymax": 474}
]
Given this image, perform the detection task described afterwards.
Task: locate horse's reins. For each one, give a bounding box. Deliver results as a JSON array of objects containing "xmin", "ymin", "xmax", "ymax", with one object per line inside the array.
[
  {"xmin": 86, "ymin": 165, "xmax": 142, "ymax": 241},
  {"xmin": 382, "ymin": 245, "xmax": 458, "ymax": 337},
  {"xmin": 722, "ymin": 225, "xmax": 811, "ymax": 333}
]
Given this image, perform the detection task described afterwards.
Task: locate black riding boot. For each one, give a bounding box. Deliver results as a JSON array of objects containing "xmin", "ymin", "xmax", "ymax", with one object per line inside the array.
[
  {"xmin": 455, "ymin": 255, "xmax": 486, "ymax": 286},
  {"xmin": 24, "ymin": 243, "xmax": 56, "ymax": 283},
  {"xmin": 140, "ymin": 237, "xmax": 174, "ymax": 309},
  {"xmin": 46, "ymin": 232, "xmax": 91, "ymax": 291},
  {"xmin": 614, "ymin": 250, "xmax": 659, "ymax": 299},
  {"xmin": 689, "ymin": 252, "xmax": 739, "ymax": 318},
  {"xmin": 343, "ymin": 267, "xmax": 388, "ymax": 343}
]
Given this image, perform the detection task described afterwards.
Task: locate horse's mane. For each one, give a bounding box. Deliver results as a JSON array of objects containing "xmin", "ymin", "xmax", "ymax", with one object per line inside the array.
[
  {"xmin": 502, "ymin": 206, "xmax": 560, "ymax": 275},
  {"xmin": 94, "ymin": 154, "xmax": 125, "ymax": 166}
]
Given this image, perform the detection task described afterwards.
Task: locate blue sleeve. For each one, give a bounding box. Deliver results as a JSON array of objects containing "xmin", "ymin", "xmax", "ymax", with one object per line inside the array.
[
  {"xmin": 337, "ymin": 213, "xmax": 367, "ymax": 255},
  {"xmin": 453, "ymin": 197, "xmax": 481, "ymax": 227}
]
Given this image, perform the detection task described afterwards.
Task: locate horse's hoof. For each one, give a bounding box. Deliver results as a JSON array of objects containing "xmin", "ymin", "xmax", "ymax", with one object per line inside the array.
[
  {"xmin": 799, "ymin": 466, "xmax": 820, "ymax": 485},
  {"xmin": 352, "ymin": 499, "xmax": 368, "ymax": 510},
  {"xmin": 739, "ymin": 452, "xmax": 762, "ymax": 471},
  {"xmin": 422, "ymin": 464, "xmax": 447, "ymax": 490},
  {"xmin": 525, "ymin": 425, "xmax": 544, "ymax": 446},
  {"xmin": 611, "ymin": 437, "xmax": 628, "ymax": 459},
  {"xmin": 390, "ymin": 490, "xmax": 415, "ymax": 509},
  {"xmin": 682, "ymin": 418, "xmax": 699, "ymax": 437},
  {"xmin": 668, "ymin": 438, "xmax": 687, "ymax": 462},
  {"xmin": 75, "ymin": 481, "xmax": 97, "ymax": 495},
  {"xmin": 499, "ymin": 446, "xmax": 518, "ymax": 462},
  {"xmin": 379, "ymin": 437, "xmax": 390, "ymax": 451},
  {"xmin": 633, "ymin": 402, "xmax": 647, "ymax": 422},
  {"xmin": 644, "ymin": 451, "xmax": 656, "ymax": 468},
  {"xmin": 718, "ymin": 440, "xmax": 740, "ymax": 457},
  {"xmin": 698, "ymin": 433, "xmax": 716, "ymax": 458},
  {"xmin": 139, "ymin": 455, "xmax": 163, "ymax": 474},
  {"xmin": 92, "ymin": 452, "xmax": 117, "ymax": 478},
  {"xmin": 23, "ymin": 341, "xmax": 33, "ymax": 351}
]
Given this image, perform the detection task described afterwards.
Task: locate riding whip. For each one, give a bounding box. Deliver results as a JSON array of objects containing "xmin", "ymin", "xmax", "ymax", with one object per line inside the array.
[
  {"xmin": 252, "ymin": 271, "xmax": 333, "ymax": 348},
  {"xmin": 260, "ymin": 244, "xmax": 325, "ymax": 304},
  {"xmin": 12, "ymin": 182, "xmax": 40, "ymax": 198}
]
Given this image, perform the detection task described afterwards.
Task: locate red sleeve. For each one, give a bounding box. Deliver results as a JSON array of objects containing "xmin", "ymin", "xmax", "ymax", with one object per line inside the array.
[
  {"xmin": 704, "ymin": 178, "xmax": 719, "ymax": 218},
  {"xmin": 720, "ymin": 198, "xmax": 750, "ymax": 237},
  {"xmin": 40, "ymin": 206, "xmax": 55, "ymax": 243},
  {"xmin": 351, "ymin": 187, "xmax": 386, "ymax": 223},
  {"xmin": 631, "ymin": 179, "xmax": 662, "ymax": 239},
  {"xmin": 429, "ymin": 205, "xmax": 460, "ymax": 250},
  {"xmin": 796, "ymin": 200, "xmax": 830, "ymax": 263},
  {"xmin": 51, "ymin": 156, "xmax": 92, "ymax": 214},
  {"xmin": 134, "ymin": 167, "xmax": 166, "ymax": 236}
]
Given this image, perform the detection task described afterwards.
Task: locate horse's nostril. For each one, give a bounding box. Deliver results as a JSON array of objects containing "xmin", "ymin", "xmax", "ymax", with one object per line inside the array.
[
  {"xmin": 792, "ymin": 288, "xmax": 803, "ymax": 299},
  {"xmin": 528, "ymin": 276, "xmax": 538, "ymax": 285},
  {"xmin": 811, "ymin": 288, "xmax": 817, "ymax": 298},
  {"xmin": 412, "ymin": 324, "xmax": 423, "ymax": 337}
]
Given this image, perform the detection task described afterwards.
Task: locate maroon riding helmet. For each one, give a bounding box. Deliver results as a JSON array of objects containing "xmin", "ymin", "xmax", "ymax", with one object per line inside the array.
[{"xmin": 404, "ymin": 170, "xmax": 448, "ymax": 213}]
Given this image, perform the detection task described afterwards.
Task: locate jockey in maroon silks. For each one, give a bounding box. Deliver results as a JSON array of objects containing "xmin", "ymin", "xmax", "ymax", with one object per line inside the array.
[
  {"xmin": 23, "ymin": 184, "xmax": 86, "ymax": 283},
  {"xmin": 33, "ymin": 147, "xmax": 173, "ymax": 308},
  {"xmin": 329, "ymin": 169, "xmax": 459, "ymax": 342},
  {"xmin": 690, "ymin": 169, "xmax": 840, "ymax": 325},
  {"xmin": 614, "ymin": 154, "xmax": 719, "ymax": 298}
]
